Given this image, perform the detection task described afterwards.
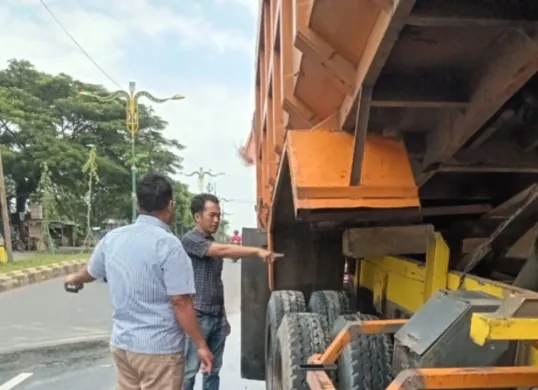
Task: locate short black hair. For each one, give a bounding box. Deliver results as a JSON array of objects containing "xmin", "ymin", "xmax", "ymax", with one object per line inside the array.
[
  {"xmin": 136, "ymin": 173, "xmax": 173, "ymax": 213},
  {"xmin": 190, "ymin": 193, "xmax": 219, "ymax": 216}
]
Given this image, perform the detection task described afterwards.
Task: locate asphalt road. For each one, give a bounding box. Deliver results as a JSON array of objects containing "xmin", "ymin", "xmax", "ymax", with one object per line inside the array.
[{"xmin": 0, "ymin": 260, "xmax": 263, "ymax": 390}]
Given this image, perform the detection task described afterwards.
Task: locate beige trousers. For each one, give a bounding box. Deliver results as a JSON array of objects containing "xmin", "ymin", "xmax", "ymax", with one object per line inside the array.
[{"xmin": 111, "ymin": 346, "xmax": 185, "ymax": 390}]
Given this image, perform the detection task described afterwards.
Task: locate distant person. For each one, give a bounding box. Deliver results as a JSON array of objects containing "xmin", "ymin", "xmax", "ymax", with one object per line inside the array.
[
  {"xmin": 181, "ymin": 193, "xmax": 283, "ymax": 390},
  {"xmin": 100, "ymin": 219, "xmax": 116, "ymax": 239},
  {"xmin": 230, "ymin": 230, "xmax": 242, "ymax": 245},
  {"xmin": 64, "ymin": 174, "xmax": 212, "ymax": 390}
]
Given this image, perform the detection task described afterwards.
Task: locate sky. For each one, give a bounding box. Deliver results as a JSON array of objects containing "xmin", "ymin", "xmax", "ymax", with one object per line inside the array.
[{"xmin": 0, "ymin": 0, "xmax": 259, "ymax": 230}]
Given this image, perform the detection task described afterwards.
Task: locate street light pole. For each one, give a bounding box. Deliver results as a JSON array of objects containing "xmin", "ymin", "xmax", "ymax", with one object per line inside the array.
[
  {"xmin": 181, "ymin": 167, "xmax": 224, "ymax": 193},
  {"xmin": 80, "ymin": 82, "xmax": 185, "ymax": 223}
]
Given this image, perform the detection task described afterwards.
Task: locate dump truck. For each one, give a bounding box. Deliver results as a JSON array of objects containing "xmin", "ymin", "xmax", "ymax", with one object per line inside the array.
[{"xmin": 238, "ymin": 1, "xmax": 538, "ymax": 389}]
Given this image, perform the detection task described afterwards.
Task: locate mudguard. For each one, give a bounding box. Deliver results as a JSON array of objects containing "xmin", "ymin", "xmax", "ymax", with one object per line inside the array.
[{"xmin": 240, "ymin": 228, "xmax": 269, "ymax": 380}]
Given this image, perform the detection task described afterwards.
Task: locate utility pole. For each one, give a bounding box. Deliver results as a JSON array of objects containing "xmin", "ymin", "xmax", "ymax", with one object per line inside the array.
[
  {"xmin": 181, "ymin": 167, "xmax": 224, "ymax": 193},
  {"xmin": 80, "ymin": 82, "xmax": 185, "ymax": 223},
  {"xmin": 0, "ymin": 150, "xmax": 13, "ymax": 262}
]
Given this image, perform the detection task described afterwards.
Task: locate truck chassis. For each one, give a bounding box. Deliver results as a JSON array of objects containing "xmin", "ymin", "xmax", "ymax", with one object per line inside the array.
[{"xmin": 240, "ymin": 0, "xmax": 538, "ymax": 389}]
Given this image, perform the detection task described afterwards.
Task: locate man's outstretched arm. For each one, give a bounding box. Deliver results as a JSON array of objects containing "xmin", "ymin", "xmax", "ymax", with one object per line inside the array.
[
  {"xmin": 207, "ymin": 243, "xmax": 282, "ymax": 263},
  {"xmin": 182, "ymin": 231, "xmax": 283, "ymax": 263},
  {"xmin": 65, "ymin": 264, "xmax": 97, "ymax": 286},
  {"xmin": 64, "ymin": 239, "xmax": 105, "ymax": 286}
]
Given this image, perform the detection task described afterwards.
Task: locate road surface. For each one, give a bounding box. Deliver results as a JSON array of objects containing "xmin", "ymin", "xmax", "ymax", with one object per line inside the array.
[{"xmin": 0, "ymin": 260, "xmax": 263, "ymax": 389}]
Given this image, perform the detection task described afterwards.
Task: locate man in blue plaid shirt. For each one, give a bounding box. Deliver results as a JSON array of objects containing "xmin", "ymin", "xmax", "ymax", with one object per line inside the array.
[{"xmin": 181, "ymin": 193, "xmax": 282, "ymax": 390}]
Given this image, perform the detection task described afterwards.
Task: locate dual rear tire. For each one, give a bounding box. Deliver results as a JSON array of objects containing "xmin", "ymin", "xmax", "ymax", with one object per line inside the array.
[
  {"xmin": 265, "ymin": 291, "xmax": 306, "ymax": 389},
  {"xmin": 265, "ymin": 290, "xmax": 393, "ymax": 390}
]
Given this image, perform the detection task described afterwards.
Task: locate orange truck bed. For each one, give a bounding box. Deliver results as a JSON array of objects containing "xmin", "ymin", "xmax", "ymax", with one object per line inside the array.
[{"xmin": 240, "ymin": 0, "xmax": 538, "ymax": 233}]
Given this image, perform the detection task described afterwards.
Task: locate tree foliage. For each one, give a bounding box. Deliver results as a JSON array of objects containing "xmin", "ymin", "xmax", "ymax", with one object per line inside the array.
[
  {"xmin": 35, "ymin": 162, "xmax": 56, "ymax": 252},
  {"xmin": 173, "ymin": 181, "xmax": 195, "ymax": 235},
  {"xmin": 82, "ymin": 146, "xmax": 99, "ymax": 248},
  {"xmin": 0, "ymin": 59, "xmax": 195, "ymax": 231}
]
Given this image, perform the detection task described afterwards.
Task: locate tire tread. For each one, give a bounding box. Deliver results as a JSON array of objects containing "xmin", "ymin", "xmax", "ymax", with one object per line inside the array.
[
  {"xmin": 333, "ymin": 312, "xmax": 393, "ymax": 390},
  {"xmin": 308, "ymin": 290, "xmax": 352, "ymax": 330},
  {"xmin": 277, "ymin": 313, "xmax": 328, "ymax": 390}
]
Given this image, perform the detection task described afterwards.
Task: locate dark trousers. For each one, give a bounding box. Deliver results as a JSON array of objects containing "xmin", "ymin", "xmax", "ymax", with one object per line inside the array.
[{"xmin": 184, "ymin": 312, "xmax": 227, "ymax": 390}]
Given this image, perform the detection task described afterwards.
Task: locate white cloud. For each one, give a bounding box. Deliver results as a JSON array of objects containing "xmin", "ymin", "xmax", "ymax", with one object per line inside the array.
[
  {"xmin": 0, "ymin": 0, "xmax": 252, "ymax": 80},
  {"xmin": 145, "ymin": 79, "xmax": 257, "ymax": 227},
  {"xmin": 216, "ymin": 0, "xmax": 259, "ymax": 18},
  {"xmin": 112, "ymin": 0, "xmax": 253, "ymax": 53},
  {"xmin": 0, "ymin": 0, "xmax": 258, "ymax": 228},
  {"xmin": 0, "ymin": 1, "xmax": 127, "ymax": 86}
]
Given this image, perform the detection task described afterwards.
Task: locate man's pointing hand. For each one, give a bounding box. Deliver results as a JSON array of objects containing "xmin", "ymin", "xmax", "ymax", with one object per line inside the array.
[{"xmin": 257, "ymin": 249, "xmax": 284, "ymax": 264}]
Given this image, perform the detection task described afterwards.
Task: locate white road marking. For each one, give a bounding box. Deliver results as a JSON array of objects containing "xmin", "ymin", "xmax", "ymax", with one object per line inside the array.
[{"xmin": 0, "ymin": 373, "xmax": 33, "ymax": 390}]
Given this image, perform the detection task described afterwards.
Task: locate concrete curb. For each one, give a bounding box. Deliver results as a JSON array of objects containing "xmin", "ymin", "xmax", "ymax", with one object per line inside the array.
[{"xmin": 0, "ymin": 259, "xmax": 88, "ymax": 293}]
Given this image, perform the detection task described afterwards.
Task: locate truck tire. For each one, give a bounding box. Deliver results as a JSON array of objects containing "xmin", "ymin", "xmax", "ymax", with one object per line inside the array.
[
  {"xmin": 308, "ymin": 290, "xmax": 351, "ymax": 331},
  {"xmin": 240, "ymin": 228, "xmax": 269, "ymax": 380},
  {"xmin": 265, "ymin": 290, "xmax": 306, "ymax": 390},
  {"xmin": 273, "ymin": 313, "xmax": 329, "ymax": 390},
  {"xmin": 331, "ymin": 313, "xmax": 393, "ymax": 390}
]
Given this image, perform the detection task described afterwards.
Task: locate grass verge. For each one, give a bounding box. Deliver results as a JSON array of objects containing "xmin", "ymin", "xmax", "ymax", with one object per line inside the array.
[{"xmin": 0, "ymin": 253, "xmax": 91, "ymax": 274}]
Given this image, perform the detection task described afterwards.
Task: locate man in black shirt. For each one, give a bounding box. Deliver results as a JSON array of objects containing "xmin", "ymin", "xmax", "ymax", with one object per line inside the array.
[{"xmin": 181, "ymin": 193, "xmax": 282, "ymax": 390}]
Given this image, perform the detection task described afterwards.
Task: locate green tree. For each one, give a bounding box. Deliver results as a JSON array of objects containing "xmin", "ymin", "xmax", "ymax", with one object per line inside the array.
[
  {"xmin": 34, "ymin": 162, "xmax": 57, "ymax": 252},
  {"xmin": 82, "ymin": 146, "xmax": 99, "ymax": 248},
  {"xmin": 0, "ymin": 59, "xmax": 190, "ymax": 229},
  {"xmin": 173, "ymin": 181, "xmax": 194, "ymax": 235},
  {"xmin": 215, "ymin": 218, "xmax": 230, "ymax": 243}
]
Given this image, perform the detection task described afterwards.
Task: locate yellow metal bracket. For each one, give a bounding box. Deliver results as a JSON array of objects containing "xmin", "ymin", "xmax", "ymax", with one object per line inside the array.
[
  {"xmin": 424, "ymin": 232, "xmax": 449, "ymax": 301},
  {"xmin": 373, "ymin": 271, "xmax": 388, "ymax": 313},
  {"xmin": 470, "ymin": 294, "xmax": 538, "ymax": 346},
  {"xmin": 470, "ymin": 314, "xmax": 538, "ymax": 346}
]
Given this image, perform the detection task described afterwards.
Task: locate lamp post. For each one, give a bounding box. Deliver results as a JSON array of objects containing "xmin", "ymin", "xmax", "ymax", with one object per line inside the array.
[
  {"xmin": 206, "ymin": 181, "xmax": 216, "ymax": 194},
  {"xmin": 80, "ymin": 82, "xmax": 184, "ymax": 223},
  {"xmin": 181, "ymin": 167, "xmax": 224, "ymax": 193}
]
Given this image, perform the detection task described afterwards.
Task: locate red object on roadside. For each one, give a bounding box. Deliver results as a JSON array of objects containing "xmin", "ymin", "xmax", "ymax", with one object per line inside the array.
[{"xmin": 230, "ymin": 234, "xmax": 242, "ymax": 245}]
